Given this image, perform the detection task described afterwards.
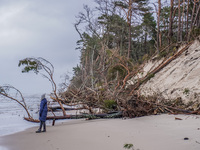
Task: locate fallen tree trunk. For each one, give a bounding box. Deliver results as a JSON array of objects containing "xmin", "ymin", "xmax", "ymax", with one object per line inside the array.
[
  {"xmin": 24, "ymin": 104, "xmax": 200, "ymax": 123},
  {"xmin": 46, "ymin": 111, "xmax": 123, "ymax": 120},
  {"xmin": 48, "ymin": 106, "xmax": 77, "ymax": 111}
]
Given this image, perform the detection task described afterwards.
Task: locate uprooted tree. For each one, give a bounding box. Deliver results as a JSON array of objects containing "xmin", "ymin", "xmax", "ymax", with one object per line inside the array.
[{"xmin": 18, "ymin": 57, "xmax": 67, "ymax": 116}]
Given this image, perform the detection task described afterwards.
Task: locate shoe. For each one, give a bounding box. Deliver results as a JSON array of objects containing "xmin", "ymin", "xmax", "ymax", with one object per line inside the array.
[
  {"xmin": 42, "ymin": 130, "xmax": 46, "ymax": 132},
  {"xmin": 36, "ymin": 130, "xmax": 41, "ymax": 133}
]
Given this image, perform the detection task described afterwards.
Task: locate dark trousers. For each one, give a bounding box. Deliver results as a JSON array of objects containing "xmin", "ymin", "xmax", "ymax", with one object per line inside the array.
[{"xmin": 39, "ymin": 121, "xmax": 46, "ymax": 131}]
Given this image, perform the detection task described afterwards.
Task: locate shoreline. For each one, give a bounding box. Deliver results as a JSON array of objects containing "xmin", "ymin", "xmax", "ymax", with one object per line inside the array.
[
  {"xmin": 0, "ymin": 115, "xmax": 38, "ymax": 138},
  {"xmin": 1, "ymin": 114, "xmax": 200, "ymax": 150}
]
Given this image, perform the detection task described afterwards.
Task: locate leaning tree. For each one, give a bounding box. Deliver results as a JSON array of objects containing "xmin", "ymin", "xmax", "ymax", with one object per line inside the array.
[{"xmin": 18, "ymin": 57, "xmax": 67, "ymax": 116}]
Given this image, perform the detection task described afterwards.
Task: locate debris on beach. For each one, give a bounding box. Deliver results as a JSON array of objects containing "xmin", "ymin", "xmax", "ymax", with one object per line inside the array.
[
  {"xmin": 175, "ymin": 117, "xmax": 183, "ymax": 120},
  {"xmin": 184, "ymin": 137, "xmax": 189, "ymax": 140}
]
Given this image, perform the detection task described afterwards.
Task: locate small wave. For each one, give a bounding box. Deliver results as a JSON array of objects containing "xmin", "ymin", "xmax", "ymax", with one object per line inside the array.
[{"xmin": 0, "ymin": 95, "xmax": 41, "ymax": 136}]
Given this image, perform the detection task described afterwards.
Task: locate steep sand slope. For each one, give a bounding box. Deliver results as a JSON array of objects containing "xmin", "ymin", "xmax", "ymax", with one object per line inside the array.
[{"xmin": 128, "ymin": 37, "xmax": 200, "ymax": 103}]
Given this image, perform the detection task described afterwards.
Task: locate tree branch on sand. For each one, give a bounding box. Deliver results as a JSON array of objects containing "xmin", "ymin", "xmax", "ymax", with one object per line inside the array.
[{"xmin": 18, "ymin": 57, "xmax": 67, "ymax": 116}]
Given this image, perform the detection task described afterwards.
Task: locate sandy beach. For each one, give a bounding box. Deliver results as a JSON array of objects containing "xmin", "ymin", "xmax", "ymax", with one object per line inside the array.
[{"xmin": 1, "ymin": 114, "xmax": 200, "ymax": 150}]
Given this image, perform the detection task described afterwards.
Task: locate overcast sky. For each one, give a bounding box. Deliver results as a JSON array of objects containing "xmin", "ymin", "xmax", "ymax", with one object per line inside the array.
[{"xmin": 0, "ymin": 0, "xmax": 95, "ymax": 95}]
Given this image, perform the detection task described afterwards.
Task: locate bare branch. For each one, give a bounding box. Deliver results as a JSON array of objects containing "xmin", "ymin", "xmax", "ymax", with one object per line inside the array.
[{"xmin": 0, "ymin": 85, "xmax": 32, "ymax": 119}]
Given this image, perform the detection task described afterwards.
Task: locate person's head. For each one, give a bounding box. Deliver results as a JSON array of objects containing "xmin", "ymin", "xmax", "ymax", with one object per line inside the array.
[{"xmin": 41, "ymin": 94, "xmax": 46, "ymax": 100}]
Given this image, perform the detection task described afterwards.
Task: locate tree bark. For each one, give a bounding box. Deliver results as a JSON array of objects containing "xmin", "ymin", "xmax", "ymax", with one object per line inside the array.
[
  {"xmin": 91, "ymin": 47, "xmax": 95, "ymax": 89},
  {"xmin": 187, "ymin": 0, "xmax": 197, "ymax": 41},
  {"xmin": 193, "ymin": 1, "xmax": 200, "ymax": 27},
  {"xmin": 168, "ymin": 0, "xmax": 174, "ymax": 45},
  {"xmin": 186, "ymin": 0, "xmax": 189, "ymax": 41},
  {"xmin": 178, "ymin": 0, "xmax": 181, "ymax": 42},
  {"xmin": 127, "ymin": 0, "xmax": 133, "ymax": 59},
  {"xmin": 181, "ymin": 0, "xmax": 186, "ymax": 42},
  {"xmin": 144, "ymin": 27, "xmax": 147, "ymax": 53},
  {"xmin": 157, "ymin": 0, "xmax": 161, "ymax": 53}
]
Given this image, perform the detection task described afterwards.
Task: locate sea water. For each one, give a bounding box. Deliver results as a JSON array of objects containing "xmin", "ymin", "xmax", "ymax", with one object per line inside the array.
[
  {"xmin": 0, "ymin": 94, "xmax": 73, "ymax": 137},
  {"xmin": 0, "ymin": 94, "xmax": 75, "ymax": 150},
  {"xmin": 0, "ymin": 94, "xmax": 42, "ymax": 137}
]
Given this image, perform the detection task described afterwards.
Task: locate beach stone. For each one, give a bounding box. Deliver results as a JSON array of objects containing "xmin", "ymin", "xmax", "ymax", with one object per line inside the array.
[{"xmin": 184, "ymin": 137, "xmax": 189, "ymax": 140}]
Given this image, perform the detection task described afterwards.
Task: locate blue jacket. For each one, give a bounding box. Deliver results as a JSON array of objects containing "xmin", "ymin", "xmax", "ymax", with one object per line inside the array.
[{"xmin": 39, "ymin": 98, "xmax": 48, "ymax": 121}]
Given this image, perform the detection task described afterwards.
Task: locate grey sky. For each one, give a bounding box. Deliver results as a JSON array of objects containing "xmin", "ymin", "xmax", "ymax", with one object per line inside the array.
[{"xmin": 0, "ymin": 0, "xmax": 95, "ymax": 95}]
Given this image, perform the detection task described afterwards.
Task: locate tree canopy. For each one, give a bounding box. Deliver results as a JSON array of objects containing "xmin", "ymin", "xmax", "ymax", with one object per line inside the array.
[{"xmin": 71, "ymin": 0, "xmax": 200, "ymax": 89}]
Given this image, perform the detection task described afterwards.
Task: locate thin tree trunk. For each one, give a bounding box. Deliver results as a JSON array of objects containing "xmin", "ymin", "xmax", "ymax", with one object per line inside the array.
[
  {"xmin": 91, "ymin": 46, "xmax": 95, "ymax": 89},
  {"xmin": 199, "ymin": 12, "xmax": 200, "ymax": 27},
  {"xmin": 159, "ymin": 32, "xmax": 162, "ymax": 48},
  {"xmin": 54, "ymin": 85, "xmax": 67, "ymax": 116},
  {"xmin": 190, "ymin": 0, "xmax": 197, "ymax": 27},
  {"xmin": 144, "ymin": 28, "xmax": 147, "ymax": 54},
  {"xmin": 127, "ymin": 0, "xmax": 133, "ymax": 59},
  {"xmin": 178, "ymin": 0, "xmax": 181, "ymax": 42},
  {"xmin": 128, "ymin": 23, "xmax": 131, "ymax": 58},
  {"xmin": 120, "ymin": 27, "xmax": 124, "ymax": 55},
  {"xmin": 168, "ymin": 0, "xmax": 174, "ymax": 45},
  {"xmin": 181, "ymin": 0, "xmax": 186, "ymax": 42},
  {"xmin": 193, "ymin": 2, "xmax": 200, "ymax": 27},
  {"xmin": 188, "ymin": 0, "xmax": 197, "ymax": 41},
  {"xmin": 157, "ymin": 0, "xmax": 161, "ymax": 52},
  {"xmin": 186, "ymin": 0, "xmax": 189, "ymax": 41},
  {"xmin": 58, "ymin": 100, "xmax": 67, "ymax": 116}
]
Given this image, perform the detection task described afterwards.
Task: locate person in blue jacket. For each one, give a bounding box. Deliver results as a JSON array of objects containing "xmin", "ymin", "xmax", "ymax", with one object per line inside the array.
[{"xmin": 36, "ymin": 94, "xmax": 48, "ymax": 133}]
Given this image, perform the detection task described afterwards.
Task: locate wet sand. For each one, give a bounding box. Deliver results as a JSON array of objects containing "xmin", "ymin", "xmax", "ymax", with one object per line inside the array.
[{"xmin": 1, "ymin": 114, "xmax": 200, "ymax": 150}]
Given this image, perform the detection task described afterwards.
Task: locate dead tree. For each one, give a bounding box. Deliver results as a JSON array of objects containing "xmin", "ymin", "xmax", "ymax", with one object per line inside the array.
[
  {"xmin": 18, "ymin": 57, "xmax": 67, "ymax": 116},
  {"xmin": 0, "ymin": 85, "xmax": 32, "ymax": 119}
]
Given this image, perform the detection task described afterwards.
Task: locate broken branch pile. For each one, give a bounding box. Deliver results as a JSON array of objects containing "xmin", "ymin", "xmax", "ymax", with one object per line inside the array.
[
  {"xmin": 121, "ymin": 94, "xmax": 200, "ymax": 118},
  {"xmin": 57, "ymin": 40, "xmax": 199, "ymax": 120},
  {"xmin": 61, "ymin": 84, "xmax": 200, "ymax": 120}
]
